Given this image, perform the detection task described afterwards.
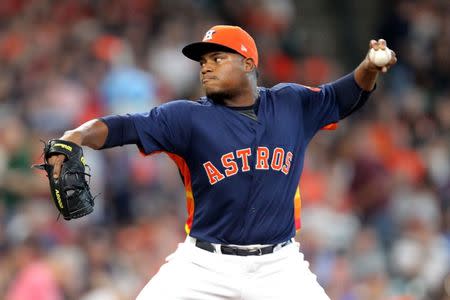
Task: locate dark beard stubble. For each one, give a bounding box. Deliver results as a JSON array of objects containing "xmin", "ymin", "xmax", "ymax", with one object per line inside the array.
[{"xmin": 206, "ymin": 89, "xmax": 238, "ymax": 105}]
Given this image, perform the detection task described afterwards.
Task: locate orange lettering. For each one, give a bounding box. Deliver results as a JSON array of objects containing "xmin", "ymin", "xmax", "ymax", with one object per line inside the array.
[
  {"xmin": 281, "ymin": 151, "xmax": 293, "ymax": 175},
  {"xmin": 255, "ymin": 147, "xmax": 270, "ymax": 170},
  {"xmin": 271, "ymin": 148, "xmax": 285, "ymax": 171},
  {"xmin": 221, "ymin": 152, "xmax": 239, "ymax": 177},
  {"xmin": 203, "ymin": 161, "xmax": 225, "ymax": 185},
  {"xmin": 236, "ymin": 148, "xmax": 251, "ymax": 172}
]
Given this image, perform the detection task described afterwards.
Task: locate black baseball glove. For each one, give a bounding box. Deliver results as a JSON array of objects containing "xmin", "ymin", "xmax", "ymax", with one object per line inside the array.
[{"xmin": 33, "ymin": 139, "xmax": 95, "ymax": 220}]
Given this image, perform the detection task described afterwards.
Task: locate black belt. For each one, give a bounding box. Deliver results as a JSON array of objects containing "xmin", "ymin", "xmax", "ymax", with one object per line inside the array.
[{"xmin": 195, "ymin": 239, "xmax": 292, "ymax": 256}]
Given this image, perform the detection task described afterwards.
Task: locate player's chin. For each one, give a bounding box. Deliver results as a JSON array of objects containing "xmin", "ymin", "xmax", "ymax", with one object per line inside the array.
[{"xmin": 203, "ymin": 84, "xmax": 223, "ymax": 97}]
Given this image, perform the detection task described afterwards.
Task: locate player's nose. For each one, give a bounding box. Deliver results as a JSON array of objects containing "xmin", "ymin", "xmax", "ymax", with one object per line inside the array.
[
  {"xmin": 200, "ymin": 61, "xmax": 213, "ymax": 74},
  {"xmin": 201, "ymin": 66, "xmax": 211, "ymax": 75}
]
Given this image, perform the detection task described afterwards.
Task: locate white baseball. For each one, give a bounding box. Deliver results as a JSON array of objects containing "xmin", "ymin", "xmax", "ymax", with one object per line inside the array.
[{"xmin": 368, "ymin": 47, "xmax": 392, "ymax": 67}]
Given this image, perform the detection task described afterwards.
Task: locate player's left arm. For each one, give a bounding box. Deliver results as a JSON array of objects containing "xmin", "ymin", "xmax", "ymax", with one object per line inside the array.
[
  {"xmin": 298, "ymin": 39, "xmax": 396, "ymax": 136},
  {"xmin": 326, "ymin": 38, "xmax": 397, "ymax": 120},
  {"xmin": 354, "ymin": 39, "xmax": 397, "ymax": 91}
]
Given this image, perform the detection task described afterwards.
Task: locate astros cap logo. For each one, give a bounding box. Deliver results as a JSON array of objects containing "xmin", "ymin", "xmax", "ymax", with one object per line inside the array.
[{"xmin": 203, "ymin": 30, "xmax": 215, "ymax": 41}]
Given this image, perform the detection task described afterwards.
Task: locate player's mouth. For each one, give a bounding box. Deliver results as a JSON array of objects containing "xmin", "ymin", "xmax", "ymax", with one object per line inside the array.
[{"xmin": 202, "ymin": 76, "xmax": 218, "ymax": 84}]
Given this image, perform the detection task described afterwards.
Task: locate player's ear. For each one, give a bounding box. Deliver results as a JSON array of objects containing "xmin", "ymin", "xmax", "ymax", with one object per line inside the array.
[{"xmin": 243, "ymin": 58, "xmax": 256, "ymax": 73}]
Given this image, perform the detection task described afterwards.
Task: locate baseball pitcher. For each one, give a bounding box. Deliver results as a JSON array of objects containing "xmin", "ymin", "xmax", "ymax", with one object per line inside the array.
[{"xmin": 38, "ymin": 25, "xmax": 396, "ymax": 299}]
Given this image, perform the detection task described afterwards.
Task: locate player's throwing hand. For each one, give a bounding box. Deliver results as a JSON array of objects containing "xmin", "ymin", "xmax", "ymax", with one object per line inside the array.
[{"xmin": 366, "ymin": 38, "xmax": 397, "ymax": 73}]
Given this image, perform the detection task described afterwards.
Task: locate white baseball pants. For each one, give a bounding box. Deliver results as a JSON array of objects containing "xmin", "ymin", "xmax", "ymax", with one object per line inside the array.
[{"xmin": 136, "ymin": 236, "xmax": 330, "ymax": 300}]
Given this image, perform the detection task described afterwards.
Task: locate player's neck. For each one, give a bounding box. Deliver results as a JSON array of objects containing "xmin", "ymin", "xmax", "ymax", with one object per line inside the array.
[
  {"xmin": 222, "ymin": 85, "xmax": 258, "ymax": 108},
  {"xmin": 223, "ymin": 96, "xmax": 255, "ymax": 107}
]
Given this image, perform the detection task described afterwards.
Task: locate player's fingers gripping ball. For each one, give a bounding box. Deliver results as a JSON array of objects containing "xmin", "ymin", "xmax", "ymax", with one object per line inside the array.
[
  {"xmin": 368, "ymin": 38, "xmax": 395, "ymax": 69},
  {"xmin": 33, "ymin": 139, "xmax": 95, "ymax": 220},
  {"xmin": 368, "ymin": 47, "xmax": 392, "ymax": 67}
]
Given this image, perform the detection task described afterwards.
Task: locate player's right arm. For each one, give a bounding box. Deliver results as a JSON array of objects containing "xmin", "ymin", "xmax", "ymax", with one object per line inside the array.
[
  {"xmin": 48, "ymin": 118, "xmax": 109, "ymax": 179},
  {"xmin": 59, "ymin": 119, "xmax": 109, "ymax": 149},
  {"xmin": 50, "ymin": 100, "xmax": 194, "ymax": 179}
]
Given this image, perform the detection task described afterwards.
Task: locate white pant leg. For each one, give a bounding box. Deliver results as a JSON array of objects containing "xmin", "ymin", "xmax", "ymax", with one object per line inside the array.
[
  {"xmin": 242, "ymin": 242, "xmax": 330, "ymax": 300},
  {"xmin": 136, "ymin": 241, "xmax": 241, "ymax": 300},
  {"xmin": 136, "ymin": 240, "xmax": 329, "ymax": 300}
]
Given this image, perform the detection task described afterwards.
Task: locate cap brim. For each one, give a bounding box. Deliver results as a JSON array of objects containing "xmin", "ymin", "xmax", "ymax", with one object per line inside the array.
[{"xmin": 182, "ymin": 42, "xmax": 239, "ymax": 62}]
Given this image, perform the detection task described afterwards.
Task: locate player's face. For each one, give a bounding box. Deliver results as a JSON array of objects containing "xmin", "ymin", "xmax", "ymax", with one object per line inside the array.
[{"xmin": 199, "ymin": 51, "xmax": 249, "ymax": 99}]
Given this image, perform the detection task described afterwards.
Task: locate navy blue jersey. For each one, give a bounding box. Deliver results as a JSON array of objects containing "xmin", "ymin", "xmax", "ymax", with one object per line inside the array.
[{"xmin": 101, "ymin": 73, "xmax": 371, "ymax": 245}]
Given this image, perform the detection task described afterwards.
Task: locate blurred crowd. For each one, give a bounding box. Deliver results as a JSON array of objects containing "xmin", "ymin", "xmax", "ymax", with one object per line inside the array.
[{"xmin": 0, "ymin": 0, "xmax": 448, "ymax": 299}]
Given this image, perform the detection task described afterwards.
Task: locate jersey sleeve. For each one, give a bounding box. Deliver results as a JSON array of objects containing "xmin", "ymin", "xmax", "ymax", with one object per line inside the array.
[
  {"xmin": 273, "ymin": 72, "xmax": 373, "ymax": 139},
  {"xmin": 274, "ymin": 82, "xmax": 340, "ymax": 138},
  {"xmin": 100, "ymin": 100, "xmax": 193, "ymax": 156}
]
